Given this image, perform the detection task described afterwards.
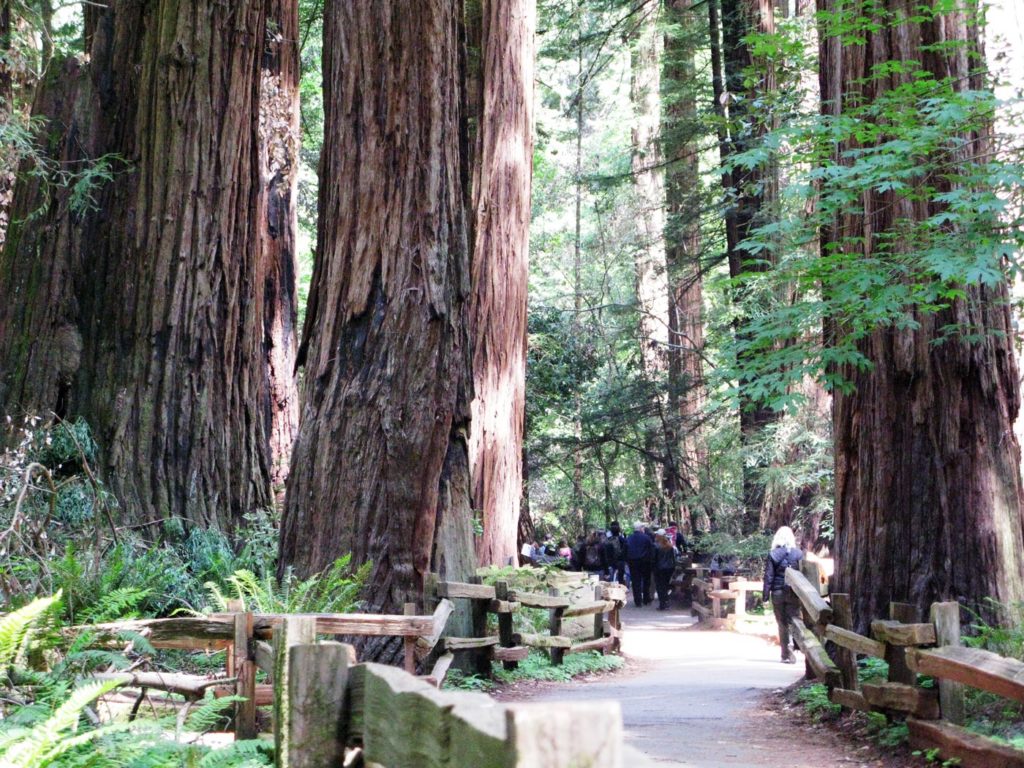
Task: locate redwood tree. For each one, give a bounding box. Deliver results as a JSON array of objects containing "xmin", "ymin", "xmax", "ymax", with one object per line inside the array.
[
  {"xmin": 468, "ymin": 0, "xmax": 535, "ymax": 567},
  {"xmin": 0, "ymin": 1, "xmax": 286, "ymax": 530},
  {"xmin": 820, "ymin": 0, "xmax": 1024, "ymax": 627},
  {"xmin": 279, "ymin": 2, "xmax": 477, "ymax": 622},
  {"xmin": 717, "ymin": 0, "xmax": 779, "ymax": 533}
]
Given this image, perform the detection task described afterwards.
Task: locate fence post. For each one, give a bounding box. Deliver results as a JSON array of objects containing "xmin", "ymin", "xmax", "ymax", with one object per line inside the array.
[
  {"xmin": 931, "ymin": 601, "xmax": 965, "ymax": 725},
  {"xmin": 888, "ymin": 602, "xmax": 918, "ymax": 686},
  {"xmin": 403, "ymin": 603, "xmax": 417, "ymax": 675},
  {"xmin": 469, "ymin": 576, "xmax": 491, "ymax": 677},
  {"xmin": 233, "ymin": 611, "xmax": 256, "ymax": 740},
  {"xmin": 274, "ymin": 616, "xmax": 318, "ymax": 768},
  {"xmin": 495, "ymin": 581, "xmax": 517, "ymax": 671},
  {"xmin": 593, "ymin": 585, "xmax": 604, "ymax": 647},
  {"xmin": 830, "ymin": 593, "xmax": 858, "ymax": 691},
  {"xmin": 279, "ymin": 642, "xmax": 350, "ymax": 768},
  {"xmin": 549, "ymin": 587, "xmax": 565, "ymax": 666},
  {"xmin": 711, "ymin": 576, "xmax": 722, "ymax": 619}
]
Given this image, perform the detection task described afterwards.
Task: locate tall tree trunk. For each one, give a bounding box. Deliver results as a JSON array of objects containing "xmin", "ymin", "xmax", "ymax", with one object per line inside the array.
[
  {"xmin": 259, "ymin": 0, "xmax": 300, "ymax": 489},
  {"xmin": 630, "ymin": 1, "xmax": 671, "ymax": 376},
  {"xmin": 664, "ymin": 0, "xmax": 707, "ymax": 534},
  {"xmin": 820, "ymin": 0, "xmax": 1024, "ymax": 628},
  {"xmin": 279, "ymin": 2, "xmax": 476, "ymax": 639},
  {"xmin": 719, "ymin": 0, "xmax": 779, "ymax": 533},
  {"xmin": 0, "ymin": 1, "xmax": 280, "ymax": 531},
  {"xmin": 467, "ymin": 0, "xmax": 535, "ymax": 568},
  {"xmin": 572, "ymin": 1, "xmax": 585, "ymax": 529},
  {"xmin": 0, "ymin": 0, "xmax": 13, "ymax": 250}
]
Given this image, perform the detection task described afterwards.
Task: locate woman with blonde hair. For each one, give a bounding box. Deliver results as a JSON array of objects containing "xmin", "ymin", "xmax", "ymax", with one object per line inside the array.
[{"xmin": 762, "ymin": 526, "xmax": 804, "ymax": 663}]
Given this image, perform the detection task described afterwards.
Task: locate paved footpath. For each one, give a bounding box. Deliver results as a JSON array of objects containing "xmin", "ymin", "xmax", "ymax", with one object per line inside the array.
[{"xmin": 523, "ymin": 604, "xmax": 871, "ymax": 767}]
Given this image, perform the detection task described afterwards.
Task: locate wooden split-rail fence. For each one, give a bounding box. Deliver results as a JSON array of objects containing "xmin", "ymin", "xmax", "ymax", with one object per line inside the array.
[
  {"xmin": 778, "ymin": 565, "xmax": 1024, "ymax": 768},
  {"xmin": 426, "ymin": 574, "xmax": 628, "ymax": 679},
  {"xmin": 83, "ymin": 573, "xmax": 630, "ymax": 765}
]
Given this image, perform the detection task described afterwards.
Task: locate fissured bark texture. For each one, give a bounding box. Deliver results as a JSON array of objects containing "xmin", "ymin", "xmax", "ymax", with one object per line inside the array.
[
  {"xmin": 0, "ymin": 1, "xmax": 295, "ymax": 531},
  {"xmin": 468, "ymin": 0, "xmax": 535, "ymax": 568},
  {"xmin": 819, "ymin": 0, "xmax": 1024, "ymax": 628},
  {"xmin": 279, "ymin": 2, "xmax": 477, "ymax": 629}
]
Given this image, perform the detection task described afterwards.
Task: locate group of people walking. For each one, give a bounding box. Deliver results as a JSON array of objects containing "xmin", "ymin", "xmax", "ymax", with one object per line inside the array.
[{"xmin": 521, "ymin": 520, "xmax": 688, "ymax": 610}]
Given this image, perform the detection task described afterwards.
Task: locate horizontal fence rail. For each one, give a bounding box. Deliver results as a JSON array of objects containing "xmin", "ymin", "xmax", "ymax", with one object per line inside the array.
[{"xmin": 780, "ymin": 565, "xmax": 1024, "ymax": 768}]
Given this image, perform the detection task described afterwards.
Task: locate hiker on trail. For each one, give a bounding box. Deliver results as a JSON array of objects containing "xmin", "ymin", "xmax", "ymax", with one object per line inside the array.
[
  {"xmin": 604, "ymin": 521, "xmax": 628, "ymax": 585},
  {"xmin": 763, "ymin": 525, "xmax": 805, "ymax": 664},
  {"xmin": 667, "ymin": 521, "xmax": 687, "ymax": 554},
  {"xmin": 626, "ymin": 521, "xmax": 654, "ymax": 607},
  {"xmin": 582, "ymin": 530, "xmax": 606, "ymax": 576},
  {"xmin": 653, "ymin": 530, "xmax": 677, "ymax": 610}
]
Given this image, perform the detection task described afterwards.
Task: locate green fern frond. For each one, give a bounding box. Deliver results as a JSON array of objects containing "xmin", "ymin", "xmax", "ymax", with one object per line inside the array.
[
  {"xmin": 0, "ymin": 678, "xmax": 120, "ymax": 768},
  {"xmin": 0, "ymin": 592, "xmax": 63, "ymax": 667},
  {"xmin": 198, "ymin": 739, "xmax": 273, "ymax": 768},
  {"xmin": 184, "ymin": 692, "xmax": 241, "ymax": 734}
]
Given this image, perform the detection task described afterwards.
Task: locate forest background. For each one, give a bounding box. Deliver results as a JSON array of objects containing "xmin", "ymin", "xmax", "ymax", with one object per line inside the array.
[{"xmin": 1, "ymin": 0, "xmax": 1024, "ymax": 650}]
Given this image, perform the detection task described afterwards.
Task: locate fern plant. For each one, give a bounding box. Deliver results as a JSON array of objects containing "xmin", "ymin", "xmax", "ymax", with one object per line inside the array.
[{"xmin": 203, "ymin": 555, "xmax": 369, "ymax": 614}]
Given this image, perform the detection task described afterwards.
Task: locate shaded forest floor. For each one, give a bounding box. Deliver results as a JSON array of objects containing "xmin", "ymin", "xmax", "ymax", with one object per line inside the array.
[{"xmin": 496, "ymin": 603, "xmax": 924, "ymax": 767}]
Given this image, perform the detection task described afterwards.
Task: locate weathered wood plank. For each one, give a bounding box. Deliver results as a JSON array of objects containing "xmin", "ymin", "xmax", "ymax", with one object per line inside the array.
[
  {"xmin": 562, "ymin": 600, "xmax": 616, "ymax": 619},
  {"xmin": 488, "ymin": 599, "xmax": 519, "ymax": 614},
  {"xmin": 829, "ymin": 594, "xmax": 860, "ymax": 692},
  {"xmin": 253, "ymin": 612, "xmax": 434, "ymax": 638},
  {"xmin": 567, "ymin": 636, "xmax": 615, "ymax": 655},
  {"xmin": 548, "ymin": 587, "xmax": 566, "ymax": 666},
  {"xmin": 416, "ymin": 598, "xmax": 455, "ymax": 658},
  {"xmin": 871, "ymin": 620, "xmax": 937, "ymax": 647},
  {"xmin": 514, "ymin": 632, "xmax": 572, "ymax": 649},
  {"xmin": 273, "ymin": 617, "xmax": 317, "ymax": 768},
  {"xmin": 234, "ymin": 612, "xmax": 257, "ymax": 740},
  {"xmin": 445, "ymin": 636, "xmax": 500, "ymax": 651},
  {"xmin": 492, "ymin": 646, "xmax": 531, "ymax": 662},
  {"xmin": 283, "ymin": 643, "xmax": 349, "ymax": 768},
  {"xmin": 931, "ymin": 602, "xmax": 965, "ymax": 725},
  {"xmin": 785, "ymin": 569, "xmax": 833, "ymax": 625},
  {"xmin": 600, "ymin": 584, "xmax": 629, "ymax": 603},
  {"xmin": 507, "ymin": 591, "xmax": 571, "ymax": 609},
  {"xmin": 85, "ymin": 616, "xmax": 235, "ymax": 647},
  {"xmin": 907, "ymin": 645, "xmax": 1024, "ymax": 704},
  {"xmin": 907, "ymin": 718, "xmax": 1024, "ymax": 768},
  {"xmin": 825, "ymin": 624, "xmax": 887, "ymax": 660},
  {"xmin": 691, "ymin": 602, "xmax": 711, "ymax": 619},
  {"xmin": 829, "ymin": 687, "xmax": 870, "ymax": 712},
  {"xmin": 886, "ymin": 603, "xmax": 920, "ymax": 686},
  {"xmin": 254, "ymin": 640, "xmax": 275, "ymax": 675},
  {"xmin": 437, "ymin": 581, "xmax": 497, "ymax": 600},
  {"xmin": 495, "ymin": 581, "xmax": 518, "ymax": 672},
  {"xmin": 791, "ymin": 617, "xmax": 842, "ymax": 688},
  {"xmin": 708, "ymin": 589, "xmax": 738, "ymax": 600},
  {"xmin": 862, "ymin": 682, "xmax": 940, "ymax": 719},
  {"xmin": 424, "ymin": 652, "xmax": 455, "ymax": 688},
  {"xmin": 506, "ymin": 702, "xmax": 623, "ymax": 768},
  {"xmin": 90, "ymin": 672, "xmax": 232, "ymax": 699},
  {"xmin": 447, "ymin": 698, "xmax": 511, "ymax": 768}
]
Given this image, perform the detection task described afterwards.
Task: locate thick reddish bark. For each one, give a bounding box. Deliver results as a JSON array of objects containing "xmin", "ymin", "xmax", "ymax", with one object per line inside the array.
[
  {"xmin": 664, "ymin": 0, "xmax": 707, "ymax": 534},
  {"xmin": 468, "ymin": 0, "xmax": 534, "ymax": 568},
  {"xmin": 279, "ymin": 2, "xmax": 476, "ymax": 629},
  {"xmin": 1, "ymin": 1, "xmax": 283, "ymax": 531},
  {"xmin": 820, "ymin": 0, "xmax": 1024, "ymax": 627},
  {"xmin": 259, "ymin": 0, "xmax": 300, "ymax": 488}
]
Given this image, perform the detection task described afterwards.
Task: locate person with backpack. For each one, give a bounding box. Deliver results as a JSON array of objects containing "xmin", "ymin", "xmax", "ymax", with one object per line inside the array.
[
  {"xmin": 582, "ymin": 530, "xmax": 606, "ymax": 576},
  {"xmin": 626, "ymin": 521, "xmax": 655, "ymax": 607},
  {"xmin": 653, "ymin": 530, "xmax": 678, "ymax": 610},
  {"xmin": 603, "ymin": 521, "xmax": 628, "ymax": 584},
  {"xmin": 762, "ymin": 525, "xmax": 805, "ymax": 663}
]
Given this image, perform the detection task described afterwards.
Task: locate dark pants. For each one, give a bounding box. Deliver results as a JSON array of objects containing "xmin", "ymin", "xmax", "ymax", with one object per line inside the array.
[
  {"xmin": 771, "ymin": 588, "xmax": 800, "ymax": 660},
  {"xmin": 613, "ymin": 561, "xmax": 627, "ymax": 585},
  {"xmin": 628, "ymin": 559, "xmax": 652, "ymax": 606},
  {"xmin": 655, "ymin": 568, "xmax": 673, "ymax": 608}
]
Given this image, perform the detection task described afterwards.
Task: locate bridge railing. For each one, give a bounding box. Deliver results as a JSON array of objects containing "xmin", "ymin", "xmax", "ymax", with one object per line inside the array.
[{"xmin": 784, "ymin": 567, "xmax": 1024, "ymax": 768}]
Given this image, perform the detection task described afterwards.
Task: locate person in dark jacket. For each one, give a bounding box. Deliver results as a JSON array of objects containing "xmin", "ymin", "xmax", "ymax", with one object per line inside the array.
[
  {"xmin": 762, "ymin": 525, "xmax": 805, "ymax": 663},
  {"xmin": 626, "ymin": 521, "xmax": 654, "ymax": 607},
  {"xmin": 653, "ymin": 531, "xmax": 677, "ymax": 610}
]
